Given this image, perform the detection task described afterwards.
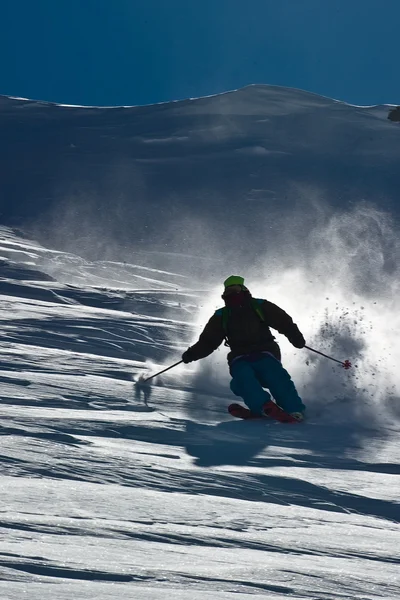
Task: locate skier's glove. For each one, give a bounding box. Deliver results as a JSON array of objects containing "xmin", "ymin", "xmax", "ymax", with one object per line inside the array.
[
  {"xmin": 182, "ymin": 349, "xmax": 195, "ymax": 364},
  {"xmin": 288, "ymin": 327, "xmax": 306, "ymax": 349}
]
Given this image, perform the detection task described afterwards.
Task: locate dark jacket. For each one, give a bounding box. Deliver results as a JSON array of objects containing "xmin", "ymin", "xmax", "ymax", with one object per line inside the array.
[{"xmin": 185, "ymin": 297, "xmax": 305, "ymax": 364}]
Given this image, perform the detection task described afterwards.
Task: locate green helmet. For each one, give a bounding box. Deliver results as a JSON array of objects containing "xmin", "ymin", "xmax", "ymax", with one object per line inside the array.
[{"xmin": 223, "ymin": 275, "xmax": 245, "ymax": 288}]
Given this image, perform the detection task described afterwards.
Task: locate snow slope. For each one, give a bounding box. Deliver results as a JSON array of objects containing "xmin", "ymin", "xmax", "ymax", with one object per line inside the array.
[
  {"xmin": 0, "ymin": 86, "xmax": 399, "ymax": 599},
  {"xmin": 1, "ymin": 84, "xmax": 400, "ymax": 262}
]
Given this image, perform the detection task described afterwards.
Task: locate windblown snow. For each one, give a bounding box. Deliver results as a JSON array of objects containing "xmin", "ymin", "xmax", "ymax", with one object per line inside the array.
[{"xmin": 0, "ymin": 85, "xmax": 399, "ymax": 600}]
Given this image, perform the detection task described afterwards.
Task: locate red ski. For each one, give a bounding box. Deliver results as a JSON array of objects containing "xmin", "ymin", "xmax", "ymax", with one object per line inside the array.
[{"xmin": 228, "ymin": 400, "xmax": 302, "ymax": 423}]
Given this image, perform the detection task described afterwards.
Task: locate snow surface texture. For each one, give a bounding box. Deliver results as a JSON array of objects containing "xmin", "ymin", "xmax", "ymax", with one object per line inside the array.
[{"xmin": 0, "ymin": 85, "xmax": 399, "ymax": 599}]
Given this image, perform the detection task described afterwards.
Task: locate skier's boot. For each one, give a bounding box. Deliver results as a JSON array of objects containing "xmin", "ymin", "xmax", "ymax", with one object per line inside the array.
[{"xmin": 289, "ymin": 411, "xmax": 305, "ymax": 422}]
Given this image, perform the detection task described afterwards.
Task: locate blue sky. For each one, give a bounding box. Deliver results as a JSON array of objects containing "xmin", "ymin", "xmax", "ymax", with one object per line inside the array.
[{"xmin": 1, "ymin": 0, "xmax": 400, "ymax": 107}]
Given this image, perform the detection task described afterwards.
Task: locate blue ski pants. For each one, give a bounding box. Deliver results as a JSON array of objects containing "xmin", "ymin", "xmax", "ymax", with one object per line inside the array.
[{"xmin": 229, "ymin": 353, "xmax": 305, "ymax": 415}]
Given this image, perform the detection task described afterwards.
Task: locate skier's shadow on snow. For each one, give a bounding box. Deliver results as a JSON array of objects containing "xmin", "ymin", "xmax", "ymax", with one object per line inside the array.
[{"xmin": 185, "ymin": 420, "xmax": 271, "ymax": 467}]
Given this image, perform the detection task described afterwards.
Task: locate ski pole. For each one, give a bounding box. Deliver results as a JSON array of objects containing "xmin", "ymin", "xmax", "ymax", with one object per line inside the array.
[
  {"xmin": 305, "ymin": 345, "xmax": 352, "ymax": 370},
  {"xmin": 137, "ymin": 360, "xmax": 183, "ymax": 384}
]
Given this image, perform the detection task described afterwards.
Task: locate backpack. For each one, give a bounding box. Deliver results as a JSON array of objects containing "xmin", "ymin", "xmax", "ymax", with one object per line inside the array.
[{"xmin": 215, "ymin": 298, "xmax": 265, "ymax": 347}]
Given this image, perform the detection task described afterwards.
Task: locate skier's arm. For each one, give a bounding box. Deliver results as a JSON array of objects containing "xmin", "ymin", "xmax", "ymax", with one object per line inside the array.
[
  {"xmin": 182, "ymin": 314, "xmax": 225, "ymax": 363},
  {"xmin": 261, "ymin": 300, "xmax": 305, "ymax": 348}
]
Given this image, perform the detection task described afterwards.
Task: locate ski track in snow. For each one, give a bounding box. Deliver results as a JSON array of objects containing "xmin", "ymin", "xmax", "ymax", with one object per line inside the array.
[{"xmin": 0, "ymin": 228, "xmax": 399, "ymax": 600}]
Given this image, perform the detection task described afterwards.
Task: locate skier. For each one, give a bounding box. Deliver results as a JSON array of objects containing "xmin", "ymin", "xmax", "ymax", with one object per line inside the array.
[
  {"xmin": 182, "ymin": 275, "xmax": 306, "ymax": 421},
  {"xmin": 388, "ymin": 106, "xmax": 400, "ymax": 122}
]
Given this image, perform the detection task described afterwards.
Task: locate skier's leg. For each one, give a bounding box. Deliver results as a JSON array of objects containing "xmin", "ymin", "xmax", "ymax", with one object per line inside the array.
[
  {"xmin": 253, "ymin": 355, "xmax": 305, "ymax": 414},
  {"xmin": 230, "ymin": 359, "xmax": 271, "ymax": 415}
]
